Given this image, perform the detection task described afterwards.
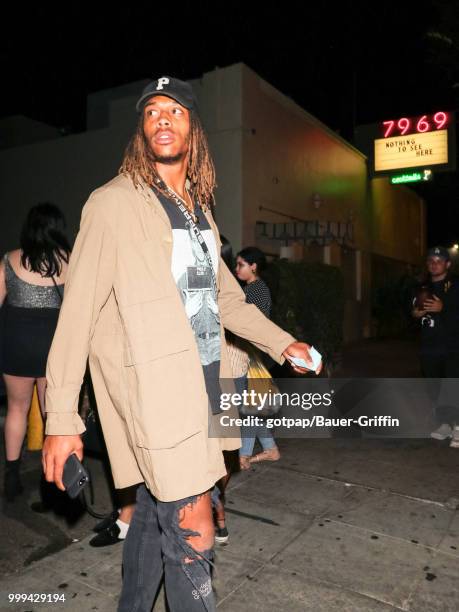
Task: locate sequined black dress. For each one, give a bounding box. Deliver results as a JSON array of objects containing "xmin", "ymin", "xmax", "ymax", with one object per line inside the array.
[{"xmin": 2, "ymin": 253, "xmax": 64, "ymax": 377}]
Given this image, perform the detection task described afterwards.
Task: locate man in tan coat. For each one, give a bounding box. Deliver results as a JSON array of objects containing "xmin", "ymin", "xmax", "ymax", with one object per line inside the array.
[{"xmin": 42, "ymin": 76, "xmax": 320, "ymax": 612}]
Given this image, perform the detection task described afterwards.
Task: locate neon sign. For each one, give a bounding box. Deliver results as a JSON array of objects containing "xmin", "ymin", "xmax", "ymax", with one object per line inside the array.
[
  {"xmin": 390, "ymin": 170, "xmax": 433, "ymax": 184},
  {"xmin": 382, "ymin": 112, "xmax": 449, "ymax": 138}
]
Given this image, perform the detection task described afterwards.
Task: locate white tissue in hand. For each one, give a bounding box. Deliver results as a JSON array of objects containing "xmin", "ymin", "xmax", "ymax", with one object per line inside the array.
[{"xmin": 290, "ymin": 347, "xmax": 322, "ymax": 370}]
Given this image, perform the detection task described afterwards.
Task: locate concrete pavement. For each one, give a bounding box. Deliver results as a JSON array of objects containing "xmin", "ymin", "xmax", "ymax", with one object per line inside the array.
[{"xmin": 1, "ymin": 436, "xmax": 459, "ymax": 611}]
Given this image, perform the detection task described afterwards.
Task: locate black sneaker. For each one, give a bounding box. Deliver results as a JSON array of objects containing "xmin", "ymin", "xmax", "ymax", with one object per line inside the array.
[
  {"xmin": 215, "ymin": 526, "xmax": 229, "ymax": 545},
  {"xmin": 93, "ymin": 509, "xmax": 120, "ymax": 533},
  {"xmin": 89, "ymin": 523, "xmax": 124, "ymax": 547}
]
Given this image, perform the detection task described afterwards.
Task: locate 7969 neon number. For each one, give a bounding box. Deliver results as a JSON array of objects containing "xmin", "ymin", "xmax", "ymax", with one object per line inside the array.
[{"xmin": 382, "ymin": 112, "xmax": 449, "ymax": 138}]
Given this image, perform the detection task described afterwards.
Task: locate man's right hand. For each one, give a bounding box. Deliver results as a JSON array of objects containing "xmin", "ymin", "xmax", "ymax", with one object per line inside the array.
[
  {"xmin": 412, "ymin": 307, "xmax": 427, "ymax": 319},
  {"xmin": 42, "ymin": 435, "xmax": 83, "ymax": 491}
]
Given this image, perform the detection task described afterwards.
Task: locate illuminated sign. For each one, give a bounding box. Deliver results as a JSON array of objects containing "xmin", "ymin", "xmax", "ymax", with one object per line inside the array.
[
  {"xmin": 374, "ymin": 130, "xmax": 448, "ymax": 172},
  {"xmin": 354, "ymin": 111, "xmax": 456, "ymax": 177},
  {"xmin": 390, "ymin": 170, "xmax": 433, "ymax": 184},
  {"xmin": 381, "ymin": 112, "xmax": 450, "ymax": 138}
]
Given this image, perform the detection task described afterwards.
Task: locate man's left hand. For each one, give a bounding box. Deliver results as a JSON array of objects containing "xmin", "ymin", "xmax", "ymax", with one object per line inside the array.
[{"xmin": 283, "ymin": 342, "xmax": 323, "ymax": 375}]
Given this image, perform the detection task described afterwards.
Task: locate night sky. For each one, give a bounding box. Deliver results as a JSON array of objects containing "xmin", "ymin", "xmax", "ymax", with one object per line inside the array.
[{"xmin": 2, "ymin": 1, "xmax": 459, "ymax": 245}]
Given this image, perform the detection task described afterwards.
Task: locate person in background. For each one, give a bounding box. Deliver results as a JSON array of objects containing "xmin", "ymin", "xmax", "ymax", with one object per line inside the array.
[
  {"xmin": 90, "ymin": 496, "xmax": 137, "ymax": 547},
  {"xmin": 78, "ymin": 376, "xmax": 139, "ymax": 547},
  {"xmin": 233, "ymin": 246, "xmax": 281, "ymax": 468},
  {"xmin": 0, "ymin": 203, "xmax": 70, "ymax": 501},
  {"xmin": 209, "ymin": 236, "xmax": 236, "ymax": 546},
  {"xmin": 412, "ymin": 246, "xmax": 459, "ymax": 446}
]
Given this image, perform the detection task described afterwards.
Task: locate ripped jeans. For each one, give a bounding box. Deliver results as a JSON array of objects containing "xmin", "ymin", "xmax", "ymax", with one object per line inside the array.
[{"xmin": 118, "ymin": 484, "xmax": 216, "ymax": 612}]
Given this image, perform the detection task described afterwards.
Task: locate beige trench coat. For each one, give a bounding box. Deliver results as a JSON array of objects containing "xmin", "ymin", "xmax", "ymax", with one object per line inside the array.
[{"xmin": 45, "ymin": 174, "xmax": 296, "ymax": 501}]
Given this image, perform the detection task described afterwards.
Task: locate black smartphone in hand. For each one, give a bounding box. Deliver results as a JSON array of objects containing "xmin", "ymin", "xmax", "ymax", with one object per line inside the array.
[{"xmin": 62, "ymin": 453, "xmax": 90, "ymax": 499}]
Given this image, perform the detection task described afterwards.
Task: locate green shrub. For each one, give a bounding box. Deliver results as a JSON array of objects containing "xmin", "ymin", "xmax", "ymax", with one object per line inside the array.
[
  {"xmin": 371, "ymin": 274, "xmax": 418, "ymax": 337},
  {"xmin": 264, "ymin": 260, "xmax": 345, "ymax": 364}
]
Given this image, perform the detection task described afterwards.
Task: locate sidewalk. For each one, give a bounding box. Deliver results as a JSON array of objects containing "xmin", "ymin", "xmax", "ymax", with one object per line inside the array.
[
  {"xmin": 334, "ymin": 337, "xmax": 421, "ymax": 378},
  {"xmin": 1, "ymin": 436, "xmax": 459, "ymax": 611}
]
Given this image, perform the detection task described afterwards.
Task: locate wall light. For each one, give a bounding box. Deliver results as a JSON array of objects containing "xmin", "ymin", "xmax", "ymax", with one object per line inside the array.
[{"xmin": 312, "ymin": 193, "xmax": 323, "ymax": 209}]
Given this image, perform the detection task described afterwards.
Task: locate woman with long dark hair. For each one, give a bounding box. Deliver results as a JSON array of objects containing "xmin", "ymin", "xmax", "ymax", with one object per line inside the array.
[{"xmin": 0, "ymin": 203, "xmax": 70, "ymax": 501}]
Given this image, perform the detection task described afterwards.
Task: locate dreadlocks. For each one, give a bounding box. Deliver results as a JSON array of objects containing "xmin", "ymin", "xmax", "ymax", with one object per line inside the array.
[{"xmin": 119, "ymin": 111, "xmax": 216, "ymax": 207}]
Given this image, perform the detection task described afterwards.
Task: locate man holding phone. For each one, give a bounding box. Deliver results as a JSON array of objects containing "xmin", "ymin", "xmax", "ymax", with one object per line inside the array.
[
  {"xmin": 42, "ymin": 76, "xmax": 321, "ymax": 612},
  {"xmin": 412, "ymin": 246, "xmax": 459, "ymax": 444}
]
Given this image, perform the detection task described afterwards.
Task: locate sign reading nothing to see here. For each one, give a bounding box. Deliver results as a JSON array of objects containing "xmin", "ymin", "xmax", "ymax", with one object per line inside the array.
[
  {"xmin": 372, "ymin": 111, "xmax": 454, "ymax": 174},
  {"xmin": 374, "ymin": 129, "xmax": 448, "ymax": 172},
  {"xmin": 355, "ymin": 111, "xmax": 455, "ymax": 177}
]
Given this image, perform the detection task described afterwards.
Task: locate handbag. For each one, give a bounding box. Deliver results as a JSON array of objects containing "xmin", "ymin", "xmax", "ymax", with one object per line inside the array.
[{"xmin": 240, "ymin": 348, "xmax": 282, "ymax": 417}]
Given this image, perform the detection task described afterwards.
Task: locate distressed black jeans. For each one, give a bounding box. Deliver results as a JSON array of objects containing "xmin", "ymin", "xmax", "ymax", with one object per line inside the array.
[{"xmin": 118, "ymin": 484, "xmax": 216, "ymax": 612}]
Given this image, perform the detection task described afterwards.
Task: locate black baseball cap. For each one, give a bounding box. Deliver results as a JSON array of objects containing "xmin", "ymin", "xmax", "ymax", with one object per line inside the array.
[
  {"xmin": 136, "ymin": 76, "xmax": 195, "ymax": 113},
  {"xmin": 426, "ymin": 246, "xmax": 450, "ymax": 261}
]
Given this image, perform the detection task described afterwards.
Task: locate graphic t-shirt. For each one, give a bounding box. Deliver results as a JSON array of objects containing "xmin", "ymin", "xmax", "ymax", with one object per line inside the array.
[{"xmin": 153, "ymin": 187, "xmax": 222, "ymax": 413}]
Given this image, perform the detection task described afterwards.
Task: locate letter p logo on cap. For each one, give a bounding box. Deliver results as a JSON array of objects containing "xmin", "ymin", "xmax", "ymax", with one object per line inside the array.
[{"xmin": 156, "ymin": 77, "xmax": 170, "ymax": 91}]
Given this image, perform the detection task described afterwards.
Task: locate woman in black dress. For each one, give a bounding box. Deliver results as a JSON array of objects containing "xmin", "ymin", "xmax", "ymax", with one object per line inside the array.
[{"xmin": 0, "ymin": 203, "xmax": 70, "ymax": 501}]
